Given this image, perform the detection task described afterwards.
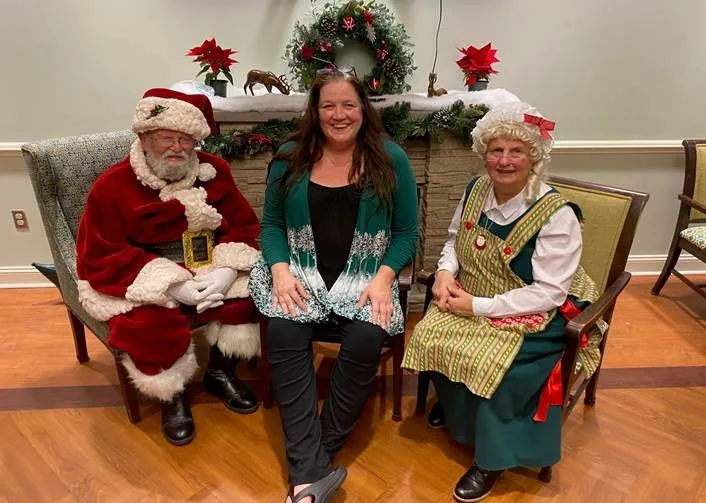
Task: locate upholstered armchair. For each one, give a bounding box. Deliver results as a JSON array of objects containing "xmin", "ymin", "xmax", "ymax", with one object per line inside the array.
[
  {"xmin": 652, "ymin": 139, "xmax": 706, "ymax": 299},
  {"xmin": 22, "ymin": 131, "xmax": 142, "ymax": 422},
  {"xmin": 414, "ymin": 175, "xmax": 649, "ymax": 481}
]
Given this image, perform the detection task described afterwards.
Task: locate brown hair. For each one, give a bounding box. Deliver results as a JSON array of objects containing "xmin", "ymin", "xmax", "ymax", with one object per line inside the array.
[{"xmin": 274, "ymin": 71, "xmax": 395, "ymax": 212}]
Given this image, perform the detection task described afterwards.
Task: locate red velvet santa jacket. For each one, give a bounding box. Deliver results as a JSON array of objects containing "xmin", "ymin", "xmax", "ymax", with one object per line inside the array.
[{"xmin": 75, "ymin": 140, "xmax": 260, "ymax": 321}]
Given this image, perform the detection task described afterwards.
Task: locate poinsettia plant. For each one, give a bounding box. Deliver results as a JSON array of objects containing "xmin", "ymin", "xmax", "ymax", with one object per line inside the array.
[
  {"xmin": 187, "ymin": 38, "xmax": 237, "ymax": 85},
  {"xmin": 456, "ymin": 42, "xmax": 499, "ymax": 87}
]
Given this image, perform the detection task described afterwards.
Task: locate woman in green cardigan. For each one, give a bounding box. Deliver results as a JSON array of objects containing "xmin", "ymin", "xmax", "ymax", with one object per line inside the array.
[{"xmin": 248, "ymin": 70, "xmax": 418, "ymax": 503}]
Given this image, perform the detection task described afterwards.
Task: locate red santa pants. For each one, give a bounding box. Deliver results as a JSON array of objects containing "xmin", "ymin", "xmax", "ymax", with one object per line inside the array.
[{"xmin": 107, "ymin": 297, "xmax": 258, "ymax": 376}]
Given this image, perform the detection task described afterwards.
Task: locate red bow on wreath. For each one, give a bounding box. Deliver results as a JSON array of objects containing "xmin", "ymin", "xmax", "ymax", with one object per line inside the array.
[{"xmin": 523, "ymin": 114, "xmax": 555, "ymax": 139}]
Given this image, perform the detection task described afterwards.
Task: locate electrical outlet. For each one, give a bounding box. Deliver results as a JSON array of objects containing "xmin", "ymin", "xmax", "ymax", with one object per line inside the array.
[{"xmin": 11, "ymin": 210, "xmax": 29, "ymax": 231}]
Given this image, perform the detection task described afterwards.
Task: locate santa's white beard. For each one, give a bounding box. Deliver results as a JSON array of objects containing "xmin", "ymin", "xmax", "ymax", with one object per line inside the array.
[{"xmin": 145, "ymin": 149, "xmax": 198, "ymax": 182}]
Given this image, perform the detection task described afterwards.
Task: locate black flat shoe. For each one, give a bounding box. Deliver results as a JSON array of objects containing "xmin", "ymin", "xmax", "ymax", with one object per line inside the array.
[
  {"xmin": 204, "ymin": 370, "xmax": 259, "ymax": 414},
  {"xmin": 161, "ymin": 392, "xmax": 195, "ymax": 446},
  {"xmin": 427, "ymin": 401, "xmax": 446, "ymax": 429},
  {"xmin": 453, "ymin": 465, "xmax": 503, "ymax": 503}
]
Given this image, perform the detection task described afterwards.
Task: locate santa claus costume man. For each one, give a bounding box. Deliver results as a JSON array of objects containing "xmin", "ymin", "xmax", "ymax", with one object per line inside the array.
[{"xmin": 76, "ymin": 88, "xmax": 261, "ymax": 446}]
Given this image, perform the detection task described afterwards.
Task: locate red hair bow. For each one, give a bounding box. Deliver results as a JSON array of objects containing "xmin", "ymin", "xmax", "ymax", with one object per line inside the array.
[{"xmin": 524, "ymin": 113, "xmax": 555, "ymax": 139}]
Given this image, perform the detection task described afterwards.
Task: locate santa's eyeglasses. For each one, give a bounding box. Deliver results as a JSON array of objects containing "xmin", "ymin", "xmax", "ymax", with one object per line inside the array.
[{"xmin": 151, "ymin": 133, "xmax": 198, "ymax": 149}]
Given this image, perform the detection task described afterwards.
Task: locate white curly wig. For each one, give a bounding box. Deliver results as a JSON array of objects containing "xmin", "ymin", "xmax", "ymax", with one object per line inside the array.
[{"xmin": 471, "ymin": 101, "xmax": 555, "ymax": 201}]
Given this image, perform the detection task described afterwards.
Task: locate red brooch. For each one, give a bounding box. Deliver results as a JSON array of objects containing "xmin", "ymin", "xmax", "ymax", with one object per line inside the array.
[
  {"xmin": 503, "ymin": 246, "xmax": 512, "ymax": 255},
  {"xmin": 464, "ymin": 221, "xmax": 473, "ymax": 230}
]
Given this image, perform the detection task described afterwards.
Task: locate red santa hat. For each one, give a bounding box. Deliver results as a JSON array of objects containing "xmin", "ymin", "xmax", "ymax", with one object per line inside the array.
[{"xmin": 132, "ymin": 88, "xmax": 218, "ymax": 141}]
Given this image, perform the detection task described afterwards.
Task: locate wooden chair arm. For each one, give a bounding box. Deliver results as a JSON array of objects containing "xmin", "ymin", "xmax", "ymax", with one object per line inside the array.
[
  {"xmin": 679, "ymin": 194, "xmax": 706, "ymax": 215},
  {"xmin": 416, "ymin": 269, "xmax": 435, "ymax": 287},
  {"xmin": 564, "ymin": 271, "xmax": 631, "ymax": 341},
  {"xmin": 399, "ymin": 262, "xmax": 413, "ymax": 292}
]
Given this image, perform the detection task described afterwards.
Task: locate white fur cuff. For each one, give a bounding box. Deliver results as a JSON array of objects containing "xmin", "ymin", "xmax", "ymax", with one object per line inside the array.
[
  {"xmin": 224, "ymin": 274, "xmax": 250, "ymax": 299},
  {"xmin": 204, "ymin": 322, "xmax": 261, "ymax": 359},
  {"xmin": 120, "ymin": 344, "xmax": 198, "ymax": 401},
  {"xmin": 213, "ymin": 242, "xmax": 261, "ymax": 271},
  {"xmin": 77, "ymin": 280, "xmax": 136, "ymax": 321},
  {"xmin": 125, "ymin": 258, "xmax": 192, "ymax": 305}
]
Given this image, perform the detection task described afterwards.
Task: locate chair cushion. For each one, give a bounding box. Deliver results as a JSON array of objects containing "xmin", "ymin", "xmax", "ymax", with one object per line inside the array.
[{"xmin": 680, "ymin": 226, "xmax": 706, "ymax": 250}]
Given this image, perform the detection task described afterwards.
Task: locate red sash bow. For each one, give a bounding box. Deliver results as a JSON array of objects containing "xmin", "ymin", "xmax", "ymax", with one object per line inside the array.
[{"xmin": 533, "ymin": 298, "xmax": 582, "ymax": 422}]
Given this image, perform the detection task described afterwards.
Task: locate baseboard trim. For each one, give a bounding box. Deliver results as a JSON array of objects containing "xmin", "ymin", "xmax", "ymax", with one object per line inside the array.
[
  {"xmin": 626, "ymin": 254, "xmax": 706, "ymax": 276},
  {"xmin": 0, "ymin": 267, "xmax": 54, "ymax": 288},
  {"xmin": 0, "ymin": 255, "xmax": 703, "ymax": 289}
]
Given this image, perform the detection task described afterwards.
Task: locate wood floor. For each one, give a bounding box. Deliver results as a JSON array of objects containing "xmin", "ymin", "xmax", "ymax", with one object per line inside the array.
[{"xmin": 1, "ymin": 276, "xmax": 705, "ymax": 502}]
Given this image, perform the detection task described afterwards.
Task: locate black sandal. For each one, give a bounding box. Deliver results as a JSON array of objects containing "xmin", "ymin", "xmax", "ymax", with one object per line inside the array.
[{"xmin": 289, "ymin": 466, "xmax": 347, "ymax": 503}]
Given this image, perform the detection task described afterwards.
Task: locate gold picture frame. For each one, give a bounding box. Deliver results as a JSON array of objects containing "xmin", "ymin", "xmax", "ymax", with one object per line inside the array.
[{"xmin": 182, "ymin": 229, "xmax": 214, "ymax": 269}]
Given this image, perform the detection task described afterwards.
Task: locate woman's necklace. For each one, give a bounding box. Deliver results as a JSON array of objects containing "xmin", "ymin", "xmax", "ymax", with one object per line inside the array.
[{"xmin": 474, "ymin": 215, "xmax": 496, "ymax": 250}]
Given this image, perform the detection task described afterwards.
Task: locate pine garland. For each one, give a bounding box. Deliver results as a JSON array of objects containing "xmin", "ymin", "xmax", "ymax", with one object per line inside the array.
[{"xmin": 203, "ymin": 101, "xmax": 488, "ymax": 159}]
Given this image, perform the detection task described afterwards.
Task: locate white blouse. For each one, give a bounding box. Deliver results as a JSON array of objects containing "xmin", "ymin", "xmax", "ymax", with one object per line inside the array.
[{"xmin": 437, "ymin": 182, "xmax": 582, "ymax": 317}]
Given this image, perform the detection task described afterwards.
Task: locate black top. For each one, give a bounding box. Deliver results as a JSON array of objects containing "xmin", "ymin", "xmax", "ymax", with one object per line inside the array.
[{"xmin": 308, "ymin": 181, "xmax": 361, "ymax": 290}]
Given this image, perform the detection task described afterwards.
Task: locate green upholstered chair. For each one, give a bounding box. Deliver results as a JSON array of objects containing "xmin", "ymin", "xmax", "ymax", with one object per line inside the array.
[
  {"xmin": 22, "ymin": 131, "xmax": 143, "ymax": 423},
  {"xmin": 414, "ymin": 175, "xmax": 649, "ymax": 481},
  {"xmin": 652, "ymin": 139, "xmax": 706, "ymax": 299}
]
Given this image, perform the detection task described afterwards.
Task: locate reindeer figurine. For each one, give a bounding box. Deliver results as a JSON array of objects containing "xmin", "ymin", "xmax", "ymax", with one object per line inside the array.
[
  {"xmin": 243, "ymin": 70, "xmax": 291, "ymax": 96},
  {"xmin": 427, "ymin": 72, "xmax": 448, "ymax": 97}
]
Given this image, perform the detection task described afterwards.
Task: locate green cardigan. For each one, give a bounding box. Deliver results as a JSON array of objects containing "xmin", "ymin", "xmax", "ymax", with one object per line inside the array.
[{"xmin": 248, "ymin": 139, "xmax": 418, "ymax": 334}]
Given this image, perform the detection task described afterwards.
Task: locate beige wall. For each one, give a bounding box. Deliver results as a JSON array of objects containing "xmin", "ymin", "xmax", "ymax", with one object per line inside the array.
[
  {"xmin": 1, "ymin": 0, "xmax": 705, "ymax": 284},
  {"xmin": 2, "ymin": 0, "xmax": 706, "ymax": 140}
]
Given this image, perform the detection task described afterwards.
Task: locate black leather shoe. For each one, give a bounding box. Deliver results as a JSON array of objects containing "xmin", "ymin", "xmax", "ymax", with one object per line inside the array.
[
  {"xmin": 428, "ymin": 401, "xmax": 446, "ymax": 429},
  {"xmin": 204, "ymin": 370, "xmax": 259, "ymax": 414},
  {"xmin": 161, "ymin": 392, "xmax": 195, "ymax": 446},
  {"xmin": 453, "ymin": 465, "xmax": 503, "ymax": 503}
]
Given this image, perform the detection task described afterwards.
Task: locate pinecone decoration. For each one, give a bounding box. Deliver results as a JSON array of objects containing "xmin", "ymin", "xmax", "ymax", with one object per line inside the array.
[
  {"xmin": 432, "ymin": 109, "xmax": 455, "ymax": 128},
  {"xmin": 382, "ymin": 58, "xmax": 404, "ymax": 80},
  {"xmin": 319, "ymin": 16, "xmax": 338, "ymax": 38}
]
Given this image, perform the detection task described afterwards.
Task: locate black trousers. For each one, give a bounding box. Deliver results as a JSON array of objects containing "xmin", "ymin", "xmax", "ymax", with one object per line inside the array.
[{"xmin": 267, "ymin": 316, "xmax": 386, "ymax": 486}]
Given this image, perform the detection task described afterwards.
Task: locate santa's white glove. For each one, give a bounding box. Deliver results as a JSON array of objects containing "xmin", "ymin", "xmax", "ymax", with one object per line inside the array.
[
  {"xmin": 193, "ymin": 268, "xmax": 236, "ymax": 313},
  {"xmin": 196, "ymin": 268, "xmax": 237, "ymax": 297},
  {"xmin": 167, "ymin": 278, "xmax": 222, "ymax": 306}
]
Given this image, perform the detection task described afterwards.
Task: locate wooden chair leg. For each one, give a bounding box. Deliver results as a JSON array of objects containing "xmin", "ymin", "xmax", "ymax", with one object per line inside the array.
[
  {"xmin": 652, "ymin": 242, "xmax": 682, "ymax": 295},
  {"xmin": 392, "ymin": 335, "xmax": 404, "ymax": 422},
  {"xmin": 66, "ymin": 308, "xmax": 89, "ymax": 363},
  {"xmin": 259, "ymin": 319, "xmax": 274, "ymax": 409},
  {"xmin": 114, "ymin": 354, "xmax": 140, "ymax": 423},
  {"xmin": 584, "ymin": 366, "xmax": 601, "ymax": 406},
  {"xmin": 539, "ymin": 466, "xmax": 553, "ymax": 482},
  {"xmin": 415, "ymin": 370, "xmax": 431, "ymax": 416}
]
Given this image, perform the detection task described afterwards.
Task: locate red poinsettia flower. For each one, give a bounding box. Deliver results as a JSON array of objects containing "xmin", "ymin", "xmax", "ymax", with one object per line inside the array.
[
  {"xmin": 363, "ymin": 10, "xmax": 375, "ymax": 24},
  {"xmin": 301, "ymin": 44, "xmax": 315, "ymax": 60},
  {"xmin": 187, "ymin": 38, "xmax": 237, "ymax": 85},
  {"xmin": 456, "ymin": 42, "xmax": 499, "ymax": 82},
  {"xmin": 319, "ymin": 40, "xmax": 332, "ymax": 53},
  {"xmin": 342, "ymin": 16, "xmax": 356, "ymax": 31}
]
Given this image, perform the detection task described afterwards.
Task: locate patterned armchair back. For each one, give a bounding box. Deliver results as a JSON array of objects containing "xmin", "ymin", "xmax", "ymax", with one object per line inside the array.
[
  {"xmin": 24, "ymin": 131, "xmax": 136, "ymax": 240},
  {"xmin": 22, "ymin": 131, "xmax": 135, "ymax": 321}
]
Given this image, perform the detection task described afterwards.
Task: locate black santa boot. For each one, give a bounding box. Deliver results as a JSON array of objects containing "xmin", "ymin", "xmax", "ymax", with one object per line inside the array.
[
  {"xmin": 161, "ymin": 391, "xmax": 195, "ymax": 446},
  {"xmin": 204, "ymin": 345, "xmax": 258, "ymax": 414}
]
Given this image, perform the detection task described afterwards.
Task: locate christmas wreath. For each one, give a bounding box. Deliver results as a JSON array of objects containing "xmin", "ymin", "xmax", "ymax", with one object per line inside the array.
[{"xmin": 284, "ymin": 1, "xmax": 416, "ymax": 95}]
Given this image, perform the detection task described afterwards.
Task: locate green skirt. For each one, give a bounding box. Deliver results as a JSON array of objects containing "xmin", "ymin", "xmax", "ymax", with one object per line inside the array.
[{"xmin": 431, "ymin": 314, "xmax": 566, "ymax": 471}]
